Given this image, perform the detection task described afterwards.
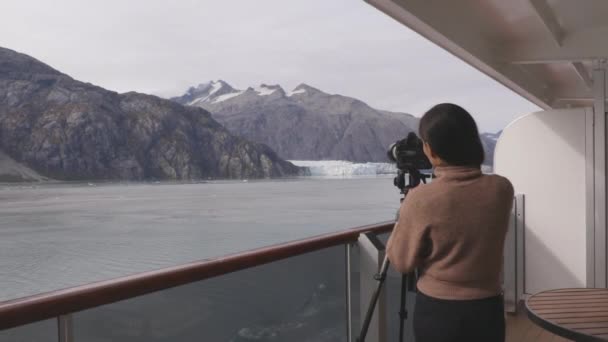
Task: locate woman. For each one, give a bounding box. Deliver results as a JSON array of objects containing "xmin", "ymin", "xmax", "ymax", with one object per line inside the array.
[{"xmin": 387, "ymin": 103, "xmax": 513, "ymax": 342}]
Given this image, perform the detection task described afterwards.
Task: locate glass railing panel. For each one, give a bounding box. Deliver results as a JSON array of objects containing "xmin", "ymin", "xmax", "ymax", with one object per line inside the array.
[
  {"xmin": 0, "ymin": 319, "xmax": 57, "ymax": 342},
  {"xmin": 73, "ymin": 245, "xmax": 347, "ymax": 342}
]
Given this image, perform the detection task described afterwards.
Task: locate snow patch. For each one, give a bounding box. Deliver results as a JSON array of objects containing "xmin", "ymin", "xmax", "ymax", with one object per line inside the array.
[
  {"xmin": 188, "ymin": 98, "xmax": 206, "ymax": 106},
  {"xmin": 254, "ymin": 85, "xmax": 277, "ymax": 96},
  {"xmin": 213, "ymin": 91, "xmax": 245, "ymax": 103},
  {"xmin": 209, "ymin": 81, "xmax": 223, "ymax": 95},
  {"xmin": 288, "ymin": 88, "xmax": 306, "ymax": 96},
  {"xmin": 290, "ymin": 160, "xmax": 396, "ymax": 177}
]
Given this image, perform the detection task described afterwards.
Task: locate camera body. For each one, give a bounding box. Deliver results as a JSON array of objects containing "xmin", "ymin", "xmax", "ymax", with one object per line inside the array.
[
  {"xmin": 387, "ymin": 132, "xmax": 432, "ymax": 171},
  {"xmin": 387, "ymin": 132, "xmax": 432, "ymax": 193}
]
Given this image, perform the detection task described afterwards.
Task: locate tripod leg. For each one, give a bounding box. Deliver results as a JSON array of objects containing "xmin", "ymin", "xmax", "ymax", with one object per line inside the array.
[
  {"xmin": 398, "ymin": 273, "xmax": 408, "ymax": 342},
  {"xmin": 357, "ymin": 256, "xmax": 390, "ymax": 342}
]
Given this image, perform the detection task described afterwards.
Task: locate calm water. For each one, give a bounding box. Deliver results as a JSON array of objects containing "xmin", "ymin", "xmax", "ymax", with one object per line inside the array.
[{"xmin": 0, "ymin": 177, "xmax": 400, "ymax": 302}]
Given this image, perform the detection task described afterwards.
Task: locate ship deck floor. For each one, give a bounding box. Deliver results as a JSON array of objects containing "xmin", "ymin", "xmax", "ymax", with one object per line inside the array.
[{"xmin": 506, "ymin": 310, "xmax": 572, "ymax": 342}]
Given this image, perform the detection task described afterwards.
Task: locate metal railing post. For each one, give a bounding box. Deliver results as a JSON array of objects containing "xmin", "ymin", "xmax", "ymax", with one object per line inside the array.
[
  {"xmin": 346, "ymin": 243, "xmax": 353, "ymax": 342},
  {"xmin": 516, "ymin": 195, "xmax": 526, "ymax": 302},
  {"xmin": 504, "ymin": 194, "xmax": 526, "ymax": 313},
  {"xmin": 504, "ymin": 196, "xmax": 518, "ymax": 312},
  {"xmin": 58, "ymin": 315, "xmax": 73, "ymax": 342},
  {"xmin": 593, "ymin": 60, "xmax": 607, "ymax": 288}
]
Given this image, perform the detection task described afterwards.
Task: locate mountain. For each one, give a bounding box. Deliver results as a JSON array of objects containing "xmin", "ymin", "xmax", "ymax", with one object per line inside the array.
[
  {"xmin": 173, "ymin": 81, "xmax": 498, "ymax": 165},
  {"xmin": 172, "ymin": 81, "xmax": 419, "ymax": 163},
  {"xmin": 0, "ymin": 48, "xmax": 303, "ymax": 181},
  {"xmin": 481, "ymin": 131, "xmax": 501, "ymax": 166}
]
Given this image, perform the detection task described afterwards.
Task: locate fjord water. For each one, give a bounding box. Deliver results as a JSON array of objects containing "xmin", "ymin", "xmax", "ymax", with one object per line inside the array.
[{"xmin": 0, "ymin": 177, "xmax": 399, "ymax": 302}]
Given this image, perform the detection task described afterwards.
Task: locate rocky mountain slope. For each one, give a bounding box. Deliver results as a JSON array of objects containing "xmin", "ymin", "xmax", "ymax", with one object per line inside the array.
[
  {"xmin": 0, "ymin": 150, "xmax": 48, "ymax": 182},
  {"xmin": 173, "ymin": 81, "xmax": 498, "ymax": 165},
  {"xmin": 0, "ymin": 48, "xmax": 302, "ymax": 181}
]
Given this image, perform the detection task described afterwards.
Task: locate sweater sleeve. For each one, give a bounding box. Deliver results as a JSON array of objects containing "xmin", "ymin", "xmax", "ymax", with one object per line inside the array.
[{"xmin": 386, "ymin": 191, "xmax": 430, "ymax": 274}]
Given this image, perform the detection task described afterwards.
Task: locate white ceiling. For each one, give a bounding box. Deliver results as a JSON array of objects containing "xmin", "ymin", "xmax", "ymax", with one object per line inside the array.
[{"xmin": 365, "ymin": 0, "xmax": 608, "ymax": 109}]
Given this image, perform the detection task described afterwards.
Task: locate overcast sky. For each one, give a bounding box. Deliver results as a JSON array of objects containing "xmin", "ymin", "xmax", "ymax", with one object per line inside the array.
[{"xmin": 0, "ymin": 0, "xmax": 539, "ymax": 132}]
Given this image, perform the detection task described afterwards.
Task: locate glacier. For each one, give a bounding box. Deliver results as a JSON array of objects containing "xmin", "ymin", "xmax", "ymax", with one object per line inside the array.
[{"xmin": 290, "ymin": 160, "xmax": 397, "ymax": 177}]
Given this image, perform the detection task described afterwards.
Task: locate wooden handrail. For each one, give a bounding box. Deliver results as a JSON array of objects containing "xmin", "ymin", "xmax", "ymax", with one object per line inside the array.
[{"xmin": 0, "ymin": 221, "xmax": 394, "ymax": 330}]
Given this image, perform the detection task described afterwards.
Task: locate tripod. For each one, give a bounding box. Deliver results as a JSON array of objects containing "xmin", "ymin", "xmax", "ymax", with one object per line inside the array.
[{"xmin": 357, "ymin": 169, "xmax": 427, "ymax": 342}]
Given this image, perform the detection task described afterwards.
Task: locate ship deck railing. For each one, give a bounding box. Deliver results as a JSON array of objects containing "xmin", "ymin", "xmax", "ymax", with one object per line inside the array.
[{"xmin": 0, "ymin": 221, "xmax": 569, "ymax": 341}]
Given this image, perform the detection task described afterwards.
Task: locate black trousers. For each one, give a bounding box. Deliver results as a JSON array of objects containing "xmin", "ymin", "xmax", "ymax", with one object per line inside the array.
[{"xmin": 414, "ymin": 291, "xmax": 505, "ymax": 342}]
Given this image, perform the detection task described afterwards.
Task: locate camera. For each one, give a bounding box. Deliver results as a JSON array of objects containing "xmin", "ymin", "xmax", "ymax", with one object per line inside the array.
[
  {"xmin": 387, "ymin": 132, "xmax": 432, "ymax": 193},
  {"xmin": 387, "ymin": 132, "xmax": 432, "ymax": 171}
]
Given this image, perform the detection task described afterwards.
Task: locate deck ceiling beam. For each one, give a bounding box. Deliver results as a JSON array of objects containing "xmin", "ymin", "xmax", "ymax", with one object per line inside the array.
[
  {"xmin": 528, "ymin": 0, "xmax": 593, "ymax": 90},
  {"xmin": 573, "ymin": 62, "xmax": 593, "ymax": 89},
  {"xmin": 552, "ymin": 86, "xmax": 608, "ymax": 103},
  {"xmin": 553, "ymin": 97, "xmax": 594, "ymax": 103},
  {"xmin": 365, "ymin": 0, "xmax": 553, "ymax": 109},
  {"xmin": 528, "ymin": 0, "xmax": 564, "ymax": 46},
  {"xmin": 507, "ymin": 27, "xmax": 608, "ymax": 64}
]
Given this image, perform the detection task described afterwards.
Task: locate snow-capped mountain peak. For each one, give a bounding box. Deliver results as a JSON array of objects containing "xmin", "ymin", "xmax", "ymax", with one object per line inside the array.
[
  {"xmin": 294, "ymin": 83, "xmax": 321, "ymax": 93},
  {"xmin": 176, "ymin": 81, "xmax": 293, "ymax": 106},
  {"xmin": 180, "ymin": 80, "xmax": 237, "ymax": 106},
  {"xmin": 174, "ymin": 81, "xmax": 332, "ymax": 107},
  {"xmin": 189, "ymin": 80, "xmax": 231, "ymax": 96},
  {"xmin": 254, "ymin": 84, "xmax": 284, "ymax": 96},
  {"xmin": 285, "ymin": 84, "xmax": 325, "ymax": 98}
]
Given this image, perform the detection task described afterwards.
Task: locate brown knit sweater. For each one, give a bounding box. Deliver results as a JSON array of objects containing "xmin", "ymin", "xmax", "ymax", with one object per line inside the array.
[{"xmin": 387, "ymin": 166, "xmax": 514, "ymax": 300}]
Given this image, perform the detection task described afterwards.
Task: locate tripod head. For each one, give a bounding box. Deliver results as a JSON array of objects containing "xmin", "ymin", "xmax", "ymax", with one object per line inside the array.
[
  {"xmin": 388, "ymin": 132, "xmax": 432, "ymax": 198},
  {"xmin": 394, "ymin": 167, "xmax": 430, "ymax": 201}
]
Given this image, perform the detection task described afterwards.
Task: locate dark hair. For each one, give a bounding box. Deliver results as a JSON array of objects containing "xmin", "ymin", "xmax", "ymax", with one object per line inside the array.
[{"xmin": 419, "ymin": 103, "xmax": 484, "ymax": 167}]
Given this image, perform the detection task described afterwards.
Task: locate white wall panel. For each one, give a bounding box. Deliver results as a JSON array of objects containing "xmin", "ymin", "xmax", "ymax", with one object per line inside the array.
[{"xmin": 495, "ymin": 108, "xmax": 589, "ymax": 294}]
